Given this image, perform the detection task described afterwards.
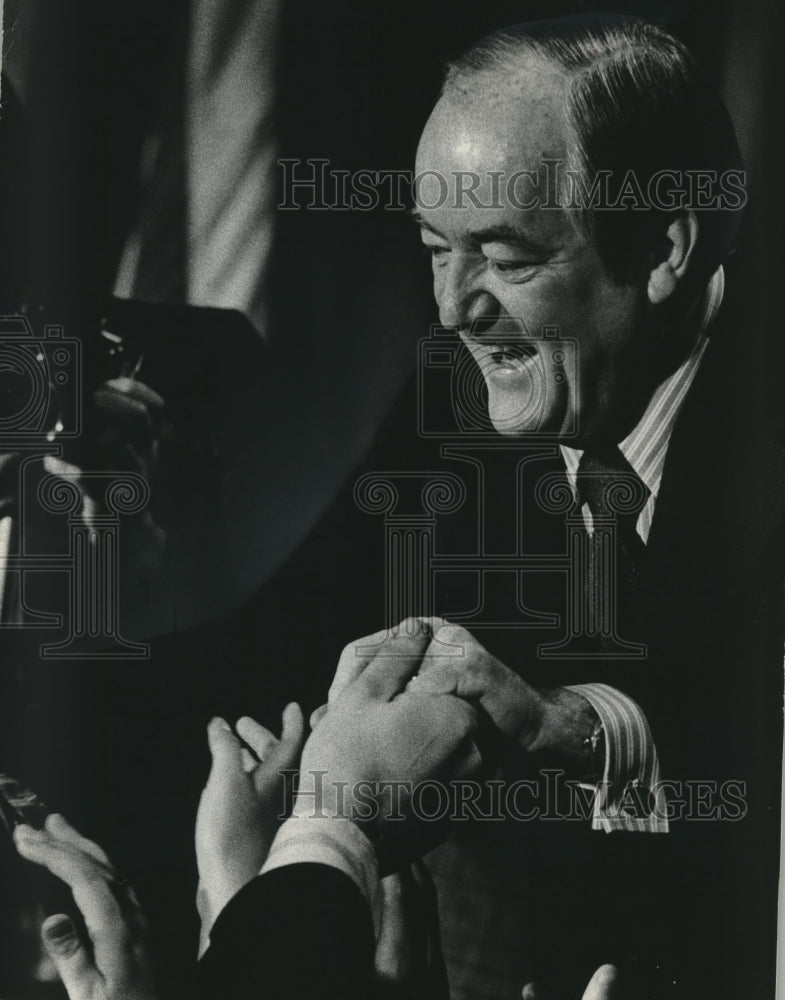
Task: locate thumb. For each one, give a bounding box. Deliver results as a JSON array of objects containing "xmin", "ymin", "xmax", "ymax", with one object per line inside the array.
[
  {"xmin": 309, "ymin": 703, "xmax": 328, "ymax": 730},
  {"xmin": 582, "ymin": 964, "xmax": 622, "ymax": 1000},
  {"xmin": 41, "ymin": 914, "xmax": 100, "ymax": 1000}
]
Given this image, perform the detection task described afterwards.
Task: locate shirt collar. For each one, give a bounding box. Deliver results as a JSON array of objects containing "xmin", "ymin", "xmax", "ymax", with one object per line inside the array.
[{"xmin": 561, "ymin": 265, "xmax": 725, "ymax": 499}]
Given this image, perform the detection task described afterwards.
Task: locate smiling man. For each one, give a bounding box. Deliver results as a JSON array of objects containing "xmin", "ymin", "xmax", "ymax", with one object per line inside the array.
[
  {"xmin": 394, "ymin": 13, "xmax": 785, "ymax": 1000},
  {"xmin": 414, "ymin": 25, "xmax": 734, "ymax": 448}
]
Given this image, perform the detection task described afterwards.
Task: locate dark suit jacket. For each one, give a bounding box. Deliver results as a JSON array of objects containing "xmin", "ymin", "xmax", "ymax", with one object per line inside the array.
[
  {"xmin": 422, "ymin": 255, "xmax": 785, "ymax": 999},
  {"xmin": 197, "ymin": 863, "xmax": 374, "ymax": 1000}
]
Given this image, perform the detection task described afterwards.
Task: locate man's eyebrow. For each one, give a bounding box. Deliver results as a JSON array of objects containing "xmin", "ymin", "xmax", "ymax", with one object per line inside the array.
[
  {"xmin": 464, "ymin": 224, "xmax": 551, "ymax": 254},
  {"xmin": 409, "ymin": 209, "xmax": 441, "ymax": 236},
  {"xmin": 410, "ymin": 211, "xmax": 551, "ymax": 254}
]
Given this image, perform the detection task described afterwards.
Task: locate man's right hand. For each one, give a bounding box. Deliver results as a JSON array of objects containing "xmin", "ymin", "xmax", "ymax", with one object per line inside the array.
[{"xmin": 297, "ymin": 621, "xmax": 480, "ymax": 852}]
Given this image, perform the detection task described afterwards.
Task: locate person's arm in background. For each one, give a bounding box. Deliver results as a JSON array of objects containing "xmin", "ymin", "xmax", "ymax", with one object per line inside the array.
[
  {"xmin": 197, "ymin": 624, "xmax": 481, "ymax": 1000},
  {"xmin": 14, "ymin": 766, "xmax": 630, "ymax": 1000},
  {"xmin": 194, "ymin": 705, "xmax": 305, "ymax": 954},
  {"xmin": 14, "ymin": 814, "xmax": 159, "ymax": 1000}
]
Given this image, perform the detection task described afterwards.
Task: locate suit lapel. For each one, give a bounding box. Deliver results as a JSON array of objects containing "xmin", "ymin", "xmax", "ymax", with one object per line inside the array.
[{"xmin": 643, "ymin": 283, "xmax": 785, "ymax": 616}]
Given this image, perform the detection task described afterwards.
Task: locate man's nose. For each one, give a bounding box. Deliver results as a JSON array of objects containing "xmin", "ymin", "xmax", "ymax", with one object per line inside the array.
[{"xmin": 436, "ymin": 258, "xmax": 499, "ymax": 332}]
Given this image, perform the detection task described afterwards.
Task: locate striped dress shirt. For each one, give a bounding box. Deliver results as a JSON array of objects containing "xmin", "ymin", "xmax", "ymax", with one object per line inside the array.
[{"xmin": 560, "ymin": 266, "xmax": 725, "ymax": 833}]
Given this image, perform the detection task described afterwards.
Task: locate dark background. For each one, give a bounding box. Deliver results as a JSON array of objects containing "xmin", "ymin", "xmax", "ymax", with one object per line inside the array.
[{"xmin": 0, "ymin": 1, "xmax": 782, "ymax": 995}]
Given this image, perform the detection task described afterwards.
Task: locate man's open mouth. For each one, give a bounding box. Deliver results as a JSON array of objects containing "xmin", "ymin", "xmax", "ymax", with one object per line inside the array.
[{"xmin": 488, "ymin": 342, "xmax": 538, "ymax": 369}]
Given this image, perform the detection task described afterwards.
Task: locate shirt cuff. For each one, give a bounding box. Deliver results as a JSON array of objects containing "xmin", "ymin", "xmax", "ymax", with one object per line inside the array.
[
  {"xmin": 260, "ymin": 817, "xmax": 383, "ymax": 936},
  {"xmin": 566, "ymin": 682, "xmax": 668, "ymax": 833}
]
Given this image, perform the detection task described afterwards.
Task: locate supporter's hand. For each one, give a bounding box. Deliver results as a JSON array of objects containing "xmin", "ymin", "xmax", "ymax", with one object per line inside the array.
[
  {"xmin": 297, "ymin": 621, "xmax": 480, "ymax": 860},
  {"xmin": 410, "ymin": 619, "xmax": 546, "ymax": 749},
  {"xmin": 44, "ymin": 378, "xmax": 166, "ymax": 577},
  {"xmin": 373, "ymin": 861, "xmax": 448, "ymax": 1000},
  {"xmin": 91, "ymin": 377, "xmax": 164, "ymax": 480},
  {"xmin": 45, "ymin": 377, "xmax": 164, "ymax": 483},
  {"xmin": 318, "ymin": 618, "xmax": 545, "ymax": 749},
  {"xmin": 195, "ymin": 705, "xmax": 305, "ymax": 951},
  {"xmin": 13, "ymin": 814, "xmax": 157, "ymax": 1000},
  {"xmin": 522, "ymin": 964, "xmax": 624, "ymax": 998}
]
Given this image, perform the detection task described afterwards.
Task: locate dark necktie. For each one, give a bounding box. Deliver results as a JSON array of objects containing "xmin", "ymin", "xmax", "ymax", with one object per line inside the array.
[{"xmin": 576, "ymin": 446, "xmax": 650, "ymax": 643}]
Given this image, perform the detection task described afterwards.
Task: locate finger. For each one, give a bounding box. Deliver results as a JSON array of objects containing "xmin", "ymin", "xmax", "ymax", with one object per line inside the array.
[
  {"xmin": 309, "ymin": 703, "xmax": 328, "ymax": 729},
  {"xmin": 44, "ymin": 814, "xmax": 111, "ymax": 866},
  {"xmin": 206, "ymin": 717, "xmax": 245, "ymax": 779},
  {"xmin": 406, "ymin": 663, "xmax": 459, "ymax": 696},
  {"xmin": 268, "ymin": 703, "xmax": 305, "ymax": 770},
  {"xmin": 330, "ymin": 620, "xmax": 434, "ymax": 702},
  {"xmin": 240, "ymin": 748, "xmax": 257, "ymax": 773},
  {"xmin": 43, "ymin": 454, "xmax": 81, "ymax": 479},
  {"xmin": 413, "ymin": 616, "xmax": 448, "ymax": 633},
  {"xmin": 15, "ymin": 825, "xmax": 111, "ymax": 878},
  {"xmin": 417, "ymin": 624, "xmax": 473, "ymax": 681},
  {"xmin": 280, "ymin": 702, "xmax": 305, "ymax": 747},
  {"xmin": 93, "ymin": 387, "xmax": 154, "ymax": 432},
  {"xmin": 41, "ymin": 914, "xmax": 101, "ymax": 1000},
  {"xmin": 521, "ymin": 983, "xmax": 546, "ymax": 1000},
  {"xmin": 329, "ymin": 627, "xmax": 390, "ymax": 702},
  {"xmin": 406, "ymin": 624, "xmax": 472, "ymax": 696},
  {"xmin": 416, "ymin": 625, "xmax": 499, "ymax": 703},
  {"xmin": 236, "ymin": 716, "xmax": 279, "ymax": 761},
  {"xmin": 103, "ymin": 378, "xmax": 164, "ymax": 412},
  {"xmin": 15, "ymin": 829, "xmax": 129, "ymax": 975},
  {"xmin": 582, "ymin": 964, "xmax": 622, "ymax": 1000},
  {"xmin": 352, "ymin": 623, "xmax": 434, "ymax": 702}
]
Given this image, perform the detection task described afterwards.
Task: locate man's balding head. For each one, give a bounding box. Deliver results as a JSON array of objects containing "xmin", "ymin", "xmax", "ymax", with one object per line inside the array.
[
  {"xmin": 413, "ymin": 15, "xmax": 742, "ymax": 445},
  {"xmin": 439, "ymin": 14, "xmax": 743, "ymax": 288}
]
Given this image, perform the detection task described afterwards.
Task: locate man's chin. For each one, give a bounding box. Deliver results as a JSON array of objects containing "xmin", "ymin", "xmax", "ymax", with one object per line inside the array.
[
  {"xmin": 489, "ymin": 415, "xmax": 534, "ymax": 436},
  {"xmin": 487, "ymin": 404, "xmax": 569, "ymax": 437},
  {"xmin": 487, "ymin": 398, "xmax": 552, "ymax": 437},
  {"xmin": 485, "ymin": 380, "xmax": 567, "ymax": 437}
]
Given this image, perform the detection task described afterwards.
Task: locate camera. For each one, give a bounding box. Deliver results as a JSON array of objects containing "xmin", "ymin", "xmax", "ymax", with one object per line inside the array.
[
  {"xmin": 0, "ymin": 316, "xmax": 81, "ymax": 440},
  {"xmin": 417, "ymin": 320, "xmax": 579, "ymax": 441}
]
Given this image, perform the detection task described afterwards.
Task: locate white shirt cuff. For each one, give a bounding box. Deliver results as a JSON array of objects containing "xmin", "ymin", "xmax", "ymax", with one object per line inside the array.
[{"xmin": 566, "ymin": 682, "xmax": 668, "ymax": 833}]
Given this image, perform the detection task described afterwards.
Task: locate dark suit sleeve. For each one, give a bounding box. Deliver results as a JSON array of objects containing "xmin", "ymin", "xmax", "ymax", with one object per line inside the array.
[{"xmin": 196, "ymin": 863, "xmax": 375, "ymax": 1000}]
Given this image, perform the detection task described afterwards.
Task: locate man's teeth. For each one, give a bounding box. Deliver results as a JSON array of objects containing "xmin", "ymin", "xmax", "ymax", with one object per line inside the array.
[{"xmin": 490, "ymin": 344, "xmax": 535, "ymax": 363}]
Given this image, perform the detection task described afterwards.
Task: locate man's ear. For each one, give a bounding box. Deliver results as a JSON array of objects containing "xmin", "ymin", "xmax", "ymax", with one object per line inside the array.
[{"xmin": 647, "ymin": 211, "xmax": 699, "ymax": 305}]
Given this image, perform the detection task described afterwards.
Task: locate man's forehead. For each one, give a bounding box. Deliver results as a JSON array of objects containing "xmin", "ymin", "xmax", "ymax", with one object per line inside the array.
[{"xmin": 416, "ymin": 63, "xmax": 569, "ymax": 178}]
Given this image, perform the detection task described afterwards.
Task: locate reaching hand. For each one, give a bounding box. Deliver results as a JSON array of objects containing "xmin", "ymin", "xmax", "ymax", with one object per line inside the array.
[
  {"xmin": 90, "ymin": 377, "xmax": 164, "ymax": 481},
  {"xmin": 195, "ymin": 704, "xmax": 305, "ymax": 951},
  {"xmin": 410, "ymin": 619, "xmax": 546, "ymax": 748},
  {"xmin": 13, "ymin": 814, "xmax": 157, "ymax": 1000},
  {"xmin": 297, "ymin": 622, "xmax": 481, "ymax": 861},
  {"xmin": 317, "ymin": 618, "xmax": 545, "ymax": 748},
  {"xmin": 43, "ymin": 378, "xmax": 166, "ymax": 579}
]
